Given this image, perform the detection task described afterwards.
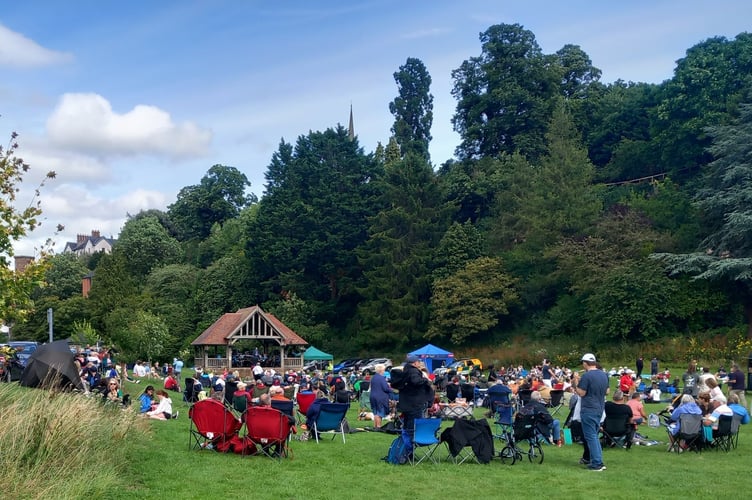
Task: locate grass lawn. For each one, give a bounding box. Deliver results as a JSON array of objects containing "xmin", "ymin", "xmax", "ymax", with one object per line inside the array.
[{"xmin": 116, "ymin": 378, "xmax": 751, "ymax": 500}]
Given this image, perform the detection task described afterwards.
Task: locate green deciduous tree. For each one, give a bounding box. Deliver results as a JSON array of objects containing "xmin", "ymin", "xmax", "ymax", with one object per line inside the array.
[
  {"xmin": 116, "ymin": 215, "xmax": 183, "ymax": 277},
  {"xmin": 451, "ymin": 23, "xmax": 559, "ymax": 162},
  {"xmin": 654, "ymin": 33, "xmax": 752, "ymax": 179},
  {"xmin": 110, "ymin": 310, "xmax": 171, "ymax": 364},
  {"xmin": 169, "ymin": 164, "xmax": 256, "ymax": 241},
  {"xmin": 0, "ymin": 133, "xmax": 57, "ymax": 326},
  {"xmin": 389, "ymin": 57, "xmax": 433, "ymax": 162},
  {"xmin": 427, "ymin": 256, "xmax": 518, "ymax": 344},
  {"xmin": 585, "ymin": 260, "xmax": 725, "ymax": 343}
]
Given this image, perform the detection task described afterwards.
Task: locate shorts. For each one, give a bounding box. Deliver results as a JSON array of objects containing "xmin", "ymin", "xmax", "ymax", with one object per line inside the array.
[{"xmin": 372, "ymin": 400, "xmax": 389, "ymax": 417}]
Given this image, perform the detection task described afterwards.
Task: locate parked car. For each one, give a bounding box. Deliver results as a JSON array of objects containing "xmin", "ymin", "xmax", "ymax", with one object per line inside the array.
[
  {"xmin": 360, "ymin": 358, "xmax": 393, "ymax": 375},
  {"xmin": 8, "ymin": 341, "xmax": 39, "ymax": 367},
  {"xmin": 302, "ymin": 360, "xmax": 327, "ymax": 373},
  {"xmin": 332, "ymin": 358, "xmax": 360, "ymax": 373},
  {"xmin": 0, "ymin": 347, "xmax": 25, "ymax": 382},
  {"xmin": 434, "ymin": 358, "xmax": 483, "ymax": 378}
]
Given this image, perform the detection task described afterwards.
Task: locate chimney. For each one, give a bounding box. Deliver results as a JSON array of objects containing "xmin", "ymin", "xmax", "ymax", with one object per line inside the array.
[
  {"xmin": 91, "ymin": 229, "xmax": 100, "ymax": 239},
  {"xmin": 82, "ymin": 273, "xmax": 93, "ymax": 298},
  {"xmin": 14, "ymin": 256, "xmax": 33, "ymax": 273},
  {"xmin": 77, "ymin": 234, "xmax": 87, "ymax": 244}
]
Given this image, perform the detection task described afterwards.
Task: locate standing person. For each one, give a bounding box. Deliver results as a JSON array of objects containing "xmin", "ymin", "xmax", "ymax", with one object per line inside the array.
[
  {"xmin": 369, "ymin": 364, "xmax": 392, "ymax": 430},
  {"xmin": 635, "ymin": 357, "xmax": 644, "ymax": 379},
  {"xmin": 394, "ymin": 355, "xmax": 434, "ymax": 445},
  {"xmin": 173, "ymin": 357, "xmax": 184, "ymax": 381},
  {"xmin": 650, "ymin": 357, "xmax": 659, "ymax": 377},
  {"xmin": 682, "ymin": 361, "xmax": 699, "ymax": 397},
  {"xmin": 728, "ymin": 364, "xmax": 748, "ymax": 409},
  {"xmin": 575, "ymin": 353, "xmax": 609, "ymax": 472},
  {"xmin": 172, "ymin": 356, "xmax": 183, "ymax": 382},
  {"xmin": 541, "ymin": 359, "xmax": 553, "ymax": 388}
]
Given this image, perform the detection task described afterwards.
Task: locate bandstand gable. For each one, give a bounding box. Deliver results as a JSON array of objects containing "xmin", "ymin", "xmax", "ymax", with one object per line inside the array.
[{"xmin": 191, "ymin": 305, "xmax": 308, "ymax": 347}]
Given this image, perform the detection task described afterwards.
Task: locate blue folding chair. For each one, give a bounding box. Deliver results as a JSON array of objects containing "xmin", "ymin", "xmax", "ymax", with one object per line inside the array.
[
  {"xmin": 411, "ymin": 418, "xmax": 443, "ymax": 465},
  {"xmin": 312, "ymin": 403, "xmax": 350, "ymax": 443}
]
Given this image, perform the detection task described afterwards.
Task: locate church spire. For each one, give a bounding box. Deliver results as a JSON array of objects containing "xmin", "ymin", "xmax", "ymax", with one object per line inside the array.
[{"xmin": 348, "ymin": 103, "xmax": 354, "ymax": 141}]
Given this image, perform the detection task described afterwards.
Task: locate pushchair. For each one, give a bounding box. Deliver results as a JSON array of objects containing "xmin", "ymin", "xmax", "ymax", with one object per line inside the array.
[{"xmin": 499, "ymin": 411, "xmax": 545, "ymax": 465}]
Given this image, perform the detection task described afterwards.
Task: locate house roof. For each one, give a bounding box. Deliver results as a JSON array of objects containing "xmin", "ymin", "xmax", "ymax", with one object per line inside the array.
[{"xmin": 191, "ymin": 305, "xmax": 307, "ymax": 347}]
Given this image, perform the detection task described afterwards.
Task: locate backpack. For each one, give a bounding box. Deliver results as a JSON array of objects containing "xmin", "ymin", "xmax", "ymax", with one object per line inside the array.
[
  {"xmin": 389, "ymin": 367, "xmax": 409, "ymax": 391},
  {"xmin": 385, "ymin": 433, "xmax": 411, "ymax": 465}
]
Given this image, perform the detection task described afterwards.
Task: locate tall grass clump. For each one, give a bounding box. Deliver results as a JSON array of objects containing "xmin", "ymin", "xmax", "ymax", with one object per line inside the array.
[{"xmin": 0, "ymin": 383, "xmax": 150, "ymax": 499}]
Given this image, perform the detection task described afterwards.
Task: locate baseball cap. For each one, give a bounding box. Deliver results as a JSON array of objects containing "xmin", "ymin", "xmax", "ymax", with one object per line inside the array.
[
  {"xmin": 581, "ymin": 353, "xmax": 597, "ymax": 363},
  {"xmin": 406, "ymin": 355, "xmax": 420, "ymax": 363}
]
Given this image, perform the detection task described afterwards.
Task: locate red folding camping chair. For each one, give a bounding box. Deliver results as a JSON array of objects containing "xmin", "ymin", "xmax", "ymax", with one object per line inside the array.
[
  {"xmin": 244, "ymin": 406, "xmax": 296, "ymax": 459},
  {"xmin": 188, "ymin": 398, "xmax": 242, "ymax": 452}
]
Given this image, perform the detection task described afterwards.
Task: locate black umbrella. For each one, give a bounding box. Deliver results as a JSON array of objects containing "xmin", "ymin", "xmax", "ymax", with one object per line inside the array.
[{"xmin": 19, "ymin": 340, "xmax": 84, "ymax": 391}]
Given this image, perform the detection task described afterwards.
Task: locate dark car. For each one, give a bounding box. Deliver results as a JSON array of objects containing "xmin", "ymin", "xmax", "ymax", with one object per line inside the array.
[
  {"xmin": 333, "ymin": 358, "xmax": 360, "ymax": 373},
  {"xmin": 8, "ymin": 341, "xmax": 39, "ymax": 367},
  {"xmin": 0, "ymin": 349, "xmax": 25, "ymax": 382}
]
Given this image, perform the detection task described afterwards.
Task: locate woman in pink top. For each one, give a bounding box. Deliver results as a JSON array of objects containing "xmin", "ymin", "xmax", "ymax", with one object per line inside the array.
[{"xmin": 627, "ymin": 392, "xmax": 647, "ymax": 425}]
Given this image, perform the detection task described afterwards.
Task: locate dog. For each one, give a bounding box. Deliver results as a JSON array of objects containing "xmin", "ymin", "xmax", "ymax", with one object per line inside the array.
[{"xmin": 358, "ymin": 411, "xmax": 374, "ymax": 421}]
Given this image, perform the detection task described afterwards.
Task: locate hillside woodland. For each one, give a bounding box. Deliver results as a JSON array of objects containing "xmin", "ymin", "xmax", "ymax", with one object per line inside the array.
[{"xmin": 13, "ymin": 24, "xmax": 752, "ymax": 364}]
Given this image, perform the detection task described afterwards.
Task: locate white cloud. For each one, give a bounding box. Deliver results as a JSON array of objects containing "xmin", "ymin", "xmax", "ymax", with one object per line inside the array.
[
  {"xmin": 46, "ymin": 93, "xmax": 213, "ymax": 159},
  {"xmin": 0, "ymin": 23, "xmax": 73, "ymax": 67},
  {"xmin": 13, "ymin": 185, "xmax": 171, "ymax": 257}
]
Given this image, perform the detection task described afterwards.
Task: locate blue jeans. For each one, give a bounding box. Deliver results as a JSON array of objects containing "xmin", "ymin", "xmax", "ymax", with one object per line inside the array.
[{"xmin": 580, "ymin": 411, "xmax": 603, "ymax": 467}]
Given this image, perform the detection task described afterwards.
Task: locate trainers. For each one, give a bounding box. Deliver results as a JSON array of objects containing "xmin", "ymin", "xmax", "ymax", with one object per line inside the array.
[
  {"xmin": 173, "ymin": 411, "xmax": 179, "ymax": 419},
  {"xmin": 588, "ymin": 465, "xmax": 607, "ymax": 472},
  {"xmin": 579, "ymin": 458, "xmax": 589, "ymax": 465}
]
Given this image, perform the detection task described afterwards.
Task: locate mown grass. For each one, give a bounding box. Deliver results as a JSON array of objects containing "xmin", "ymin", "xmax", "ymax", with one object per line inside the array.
[{"xmin": 2, "ymin": 375, "xmax": 750, "ymax": 500}]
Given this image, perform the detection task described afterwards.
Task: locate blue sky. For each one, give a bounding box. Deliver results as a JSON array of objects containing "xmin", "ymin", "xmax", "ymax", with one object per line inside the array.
[{"xmin": 2, "ymin": 0, "xmax": 751, "ymax": 257}]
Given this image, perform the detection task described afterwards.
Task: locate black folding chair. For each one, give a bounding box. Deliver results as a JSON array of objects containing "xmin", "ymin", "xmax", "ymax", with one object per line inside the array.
[
  {"xmin": 667, "ymin": 413, "xmax": 704, "ymax": 453},
  {"xmin": 548, "ymin": 390, "xmax": 564, "ymax": 416}
]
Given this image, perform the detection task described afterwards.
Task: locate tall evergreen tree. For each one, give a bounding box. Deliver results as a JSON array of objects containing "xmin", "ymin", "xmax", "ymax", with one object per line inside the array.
[
  {"xmin": 389, "ymin": 57, "xmax": 434, "ymax": 162},
  {"xmin": 247, "ymin": 126, "xmax": 382, "ymax": 328},
  {"xmin": 355, "ymin": 153, "xmax": 446, "ymax": 348},
  {"xmin": 654, "ymin": 101, "xmax": 752, "ymax": 338}
]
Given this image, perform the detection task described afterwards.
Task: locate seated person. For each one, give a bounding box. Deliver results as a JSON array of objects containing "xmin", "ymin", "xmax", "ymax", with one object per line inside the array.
[
  {"xmin": 696, "ymin": 391, "xmax": 712, "ymax": 415},
  {"xmin": 627, "ymin": 392, "xmax": 648, "ymax": 425},
  {"xmin": 304, "ymin": 390, "xmax": 331, "ymax": 431},
  {"xmin": 603, "ymin": 390, "xmax": 635, "ymax": 447},
  {"xmin": 703, "ymin": 399, "xmax": 733, "ymax": 438},
  {"xmin": 102, "ymin": 378, "xmax": 124, "ymax": 405},
  {"xmin": 648, "ymin": 382, "xmax": 662, "ymax": 403},
  {"xmin": 427, "ymin": 394, "xmax": 442, "ymax": 417},
  {"xmin": 233, "ymin": 382, "xmax": 253, "ymax": 408},
  {"xmin": 667, "ymin": 394, "xmax": 702, "ymax": 445},
  {"xmin": 619, "ymin": 371, "xmax": 636, "ymax": 395},
  {"xmin": 84, "ymin": 364, "xmax": 101, "ymax": 394},
  {"xmin": 147, "ymin": 390, "xmax": 177, "ymax": 420},
  {"xmin": 164, "ymin": 373, "xmax": 180, "ymax": 392},
  {"xmin": 525, "ymin": 390, "xmax": 561, "ymax": 444},
  {"xmin": 537, "ymin": 384, "xmax": 552, "ymax": 404},
  {"xmin": 138, "ymin": 385, "xmax": 156, "ymax": 414},
  {"xmin": 445, "ymin": 377, "xmax": 461, "ymax": 403},
  {"xmin": 728, "ymin": 393, "xmax": 750, "ymax": 425},
  {"xmin": 252, "ymin": 379, "xmax": 269, "ymax": 400},
  {"xmin": 269, "ymin": 385, "xmax": 291, "ymax": 402},
  {"xmin": 486, "ymin": 379, "xmax": 513, "ymax": 421},
  {"xmin": 706, "ymin": 377, "xmax": 726, "ymax": 404}
]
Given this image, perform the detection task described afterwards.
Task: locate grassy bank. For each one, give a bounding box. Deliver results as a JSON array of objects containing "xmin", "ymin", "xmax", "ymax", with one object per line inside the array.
[{"xmin": 2, "ymin": 378, "xmax": 750, "ymax": 500}]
